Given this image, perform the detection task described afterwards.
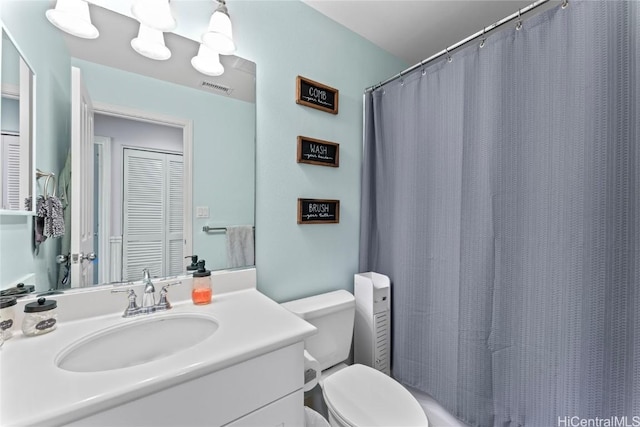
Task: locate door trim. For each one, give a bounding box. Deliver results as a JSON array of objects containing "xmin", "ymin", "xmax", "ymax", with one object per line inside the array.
[
  {"xmin": 94, "ymin": 136, "xmax": 112, "ymax": 284},
  {"xmin": 92, "ymin": 101, "xmax": 193, "ymax": 264}
]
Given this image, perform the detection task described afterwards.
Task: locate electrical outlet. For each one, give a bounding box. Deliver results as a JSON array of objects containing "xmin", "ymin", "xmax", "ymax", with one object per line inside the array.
[{"xmin": 196, "ymin": 206, "xmax": 210, "ymax": 218}]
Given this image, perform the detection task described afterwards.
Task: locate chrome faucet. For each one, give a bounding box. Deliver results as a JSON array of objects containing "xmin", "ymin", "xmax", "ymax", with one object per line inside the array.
[
  {"xmin": 111, "ymin": 279, "xmax": 181, "ymax": 318},
  {"xmin": 141, "ymin": 268, "xmax": 155, "ymax": 308}
]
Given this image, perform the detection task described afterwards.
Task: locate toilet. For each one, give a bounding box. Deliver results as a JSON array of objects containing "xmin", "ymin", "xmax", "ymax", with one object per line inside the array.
[{"xmin": 282, "ymin": 290, "xmax": 429, "ymax": 427}]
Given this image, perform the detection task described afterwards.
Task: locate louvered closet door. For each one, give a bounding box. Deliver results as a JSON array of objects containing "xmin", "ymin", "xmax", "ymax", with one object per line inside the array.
[
  {"xmin": 166, "ymin": 154, "xmax": 183, "ymax": 276},
  {"xmin": 122, "ymin": 149, "xmax": 183, "ymax": 281},
  {"xmin": 1, "ymin": 134, "xmax": 20, "ymax": 210}
]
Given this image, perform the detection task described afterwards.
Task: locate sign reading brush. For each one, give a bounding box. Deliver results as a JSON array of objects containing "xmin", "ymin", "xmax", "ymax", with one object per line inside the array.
[
  {"xmin": 297, "ymin": 136, "xmax": 339, "ymax": 167},
  {"xmin": 296, "ymin": 76, "xmax": 339, "ymax": 114},
  {"xmin": 297, "ymin": 199, "xmax": 340, "ymax": 224}
]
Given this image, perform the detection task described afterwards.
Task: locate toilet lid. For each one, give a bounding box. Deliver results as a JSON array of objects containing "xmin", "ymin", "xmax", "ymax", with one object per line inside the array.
[{"xmin": 322, "ymin": 364, "xmax": 429, "ymax": 427}]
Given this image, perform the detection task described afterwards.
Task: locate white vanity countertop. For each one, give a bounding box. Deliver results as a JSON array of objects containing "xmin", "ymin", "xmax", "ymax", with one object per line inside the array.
[{"xmin": 0, "ymin": 275, "xmax": 316, "ymax": 426}]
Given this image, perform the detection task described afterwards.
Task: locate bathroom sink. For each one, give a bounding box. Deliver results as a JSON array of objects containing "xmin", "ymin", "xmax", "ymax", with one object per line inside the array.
[{"xmin": 56, "ymin": 313, "xmax": 219, "ymax": 372}]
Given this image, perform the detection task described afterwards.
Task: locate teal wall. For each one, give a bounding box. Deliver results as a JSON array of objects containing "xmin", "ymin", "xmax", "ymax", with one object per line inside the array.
[
  {"xmin": 0, "ymin": 0, "xmax": 406, "ymax": 299},
  {"xmin": 0, "ymin": 0, "xmax": 71, "ymax": 289},
  {"xmin": 1, "ymin": 96, "xmax": 17, "ymax": 132},
  {"xmin": 1, "ymin": 28, "xmax": 20, "ymax": 85},
  {"xmin": 230, "ymin": 1, "xmax": 406, "ymax": 302}
]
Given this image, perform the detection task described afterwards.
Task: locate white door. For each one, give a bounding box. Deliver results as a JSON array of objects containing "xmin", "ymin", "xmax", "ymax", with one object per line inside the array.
[
  {"xmin": 70, "ymin": 66, "xmax": 95, "ymax": 287},
  {"xmin": 122, "ymin": 149, "xmax": 183, "ymax": 280}
]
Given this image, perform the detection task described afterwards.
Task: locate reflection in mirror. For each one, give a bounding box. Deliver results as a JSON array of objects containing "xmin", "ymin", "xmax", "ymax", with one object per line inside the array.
[
  {"xmin": 1, "ymin": 2, "xmax": 255, "ymax": 292},
  {"xmin": 1, "ymin": 26, "xmax": 35, "ymax": 213}
]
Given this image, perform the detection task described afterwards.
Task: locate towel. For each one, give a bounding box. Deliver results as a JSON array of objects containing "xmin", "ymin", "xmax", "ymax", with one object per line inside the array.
[
  {"xmin": 25, "ymin": 195, "xmax": 47, "ymax": 254},
  {"xmin": 25, "ymin": 194, "xmax": 65, "ymax": 254},
  {"xmin": 36, "ymin": 195, "xmax": 65, "ymax": 238},
  {"xmin": 225, "ymin": 226, "xmax": 254, "ymax": 268},
  {"xmin": 44, "ymin": 196, "xmax": 65, "ymax": 238}
]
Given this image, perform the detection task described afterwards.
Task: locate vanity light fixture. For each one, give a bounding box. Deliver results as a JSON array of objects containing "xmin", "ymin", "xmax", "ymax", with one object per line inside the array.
[
  {"xmin": 45, "ymin": 0, "xmax": 99, "ymax": 39},
  {"xmin": 131, "ymin": 0, "xmax": 177, "ymax": 32},
  {"xmin": 202, "ymin": 0, "xmax": 236, "ymax": 55},
  {"xmin": 191, "ymin": 43, "xmax": 224, "ymax": 76},
  {"xmin": 131, "ymin": 24, "xmax": 172, "ymax": 61}
]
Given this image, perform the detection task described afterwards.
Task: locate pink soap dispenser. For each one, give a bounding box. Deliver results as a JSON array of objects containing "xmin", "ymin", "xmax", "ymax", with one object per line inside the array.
[{"xmin": 191, "ymin": 260, "xmax": 212, "ymax": 305}]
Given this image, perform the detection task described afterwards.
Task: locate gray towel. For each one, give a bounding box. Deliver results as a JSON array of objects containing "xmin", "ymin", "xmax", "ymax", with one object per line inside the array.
[
  {"xmin": 26, "ymin": 195, "xmax": 65, "ymax": 255},
  {"xmin": 25, "ymin": 195, "xmax": 47, "ymax": 254},
  {"xmin": 44, "ymin": 196, "xmax": 65, "ymax": 238},
  {"xmin": 225, "ymin": 226, "xmax": 254, "ymax": 268}
]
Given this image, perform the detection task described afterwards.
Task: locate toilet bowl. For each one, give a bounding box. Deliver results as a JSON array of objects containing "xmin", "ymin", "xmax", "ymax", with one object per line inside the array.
[
  {"xmin": 323, "ymin": 364, "xmax": 428, "ymax": 427},
  {"xmin": 282, "ymin": 290, "xmax": 429, "ymax": 427}
]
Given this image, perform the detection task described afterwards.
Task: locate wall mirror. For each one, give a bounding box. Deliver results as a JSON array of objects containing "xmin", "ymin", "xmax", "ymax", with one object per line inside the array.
[
  {"xmin": 0, "ymin": 25, "xmax": 35, "ymax": 214},
  {"xmin": 0, "ymin": 1, "xmax": 255, "ymax": 292}
]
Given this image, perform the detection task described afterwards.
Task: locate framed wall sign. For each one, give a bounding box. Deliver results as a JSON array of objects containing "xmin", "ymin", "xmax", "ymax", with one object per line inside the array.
[
  {"xmin": 296, "ymin": 76, "xmax": 339, "ymax": 115},
  {"xmin": 297, "ymin": 136, "xmax": 339, "ymax": 167},
  {"xmin": 297, "ymin": 199, "xmax": 340, "ymax": 224}
]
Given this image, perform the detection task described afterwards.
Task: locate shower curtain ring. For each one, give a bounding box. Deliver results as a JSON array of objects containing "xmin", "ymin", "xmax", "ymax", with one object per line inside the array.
[
  {"xmin": 446, "ymin": 48, "xmax": 452, "ymax": 63},
  {"xmin": 516, "ymin": 9, "xmax": 523, "ymax": 30},
  {"xmin": 480, "ymin": 28, "xmax": 486, "ymax": 48},
  {"xmin": 419, "ymin": 60, "xmax": 426, "ymax": 76},
  {"xmin": 561, "ymin": 0, "xmax": 569, "ymax": 9}
]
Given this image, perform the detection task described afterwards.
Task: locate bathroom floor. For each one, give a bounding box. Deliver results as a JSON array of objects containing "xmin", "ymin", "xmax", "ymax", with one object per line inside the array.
[{"xmin": 406, "ymin": 386, "xmax": 469, "ymax": 427}]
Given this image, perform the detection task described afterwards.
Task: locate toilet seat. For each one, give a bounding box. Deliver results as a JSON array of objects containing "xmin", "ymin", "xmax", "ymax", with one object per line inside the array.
[{"xmin": 322, "ymin": 364, "xmax": 429, "ymax": 427}]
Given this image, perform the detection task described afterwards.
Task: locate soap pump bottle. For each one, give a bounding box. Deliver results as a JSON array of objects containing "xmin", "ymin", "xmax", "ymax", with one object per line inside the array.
[
  {"xmin": 185, "ymin": 255, "xmax": 199, "ymax": 273},
  {"xmin": 191, "ymin": 260, "xmax": 212, "ymax": 305}
]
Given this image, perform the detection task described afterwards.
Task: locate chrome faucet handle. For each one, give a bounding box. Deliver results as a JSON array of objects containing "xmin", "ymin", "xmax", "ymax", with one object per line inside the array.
[
  {"xmin": 111, "ymin": 287, "xmax": 140, "ymax": 318},
  {"xmin": 160, "ymin": 281, "xmax": 181, "ymax": 292},
  {"xmin": 156, "ymin": 281, "xmax": 181, "ymax": 311}
]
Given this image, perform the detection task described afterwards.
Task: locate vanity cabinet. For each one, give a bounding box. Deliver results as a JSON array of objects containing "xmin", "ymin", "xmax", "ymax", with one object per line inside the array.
[{"xmin": 64, "ymin": 342, "xmax": 305, "ymax": 426}]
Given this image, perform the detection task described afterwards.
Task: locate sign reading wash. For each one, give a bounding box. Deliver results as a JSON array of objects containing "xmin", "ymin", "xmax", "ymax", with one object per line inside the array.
[
  {"xmin": 297, "ymin": 136, "xmax": 339, "ymax": 167},
  {"xmin": 296, "ymin": 76, "xmax": 339, "ymax": 114},
  {"xmin": 297, "ymin": 199, "xmax": 340, "ymax": 224}
]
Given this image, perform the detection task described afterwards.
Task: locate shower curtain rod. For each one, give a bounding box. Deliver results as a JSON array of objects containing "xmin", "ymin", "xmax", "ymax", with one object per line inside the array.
[{"xmin": 364, "ymin": 0, "xmax": 557, "ymax": 93}]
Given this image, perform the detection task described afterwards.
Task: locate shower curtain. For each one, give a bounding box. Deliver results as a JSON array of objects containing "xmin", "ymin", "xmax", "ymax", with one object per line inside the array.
[{"xmin": 359, "ymin": 1, "xmax": 638, "ymax": 426}]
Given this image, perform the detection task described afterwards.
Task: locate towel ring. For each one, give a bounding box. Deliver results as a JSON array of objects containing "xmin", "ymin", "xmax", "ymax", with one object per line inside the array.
[{"xmin": 43, "ymin": 174, "xmax": 57, "ymax": 198}]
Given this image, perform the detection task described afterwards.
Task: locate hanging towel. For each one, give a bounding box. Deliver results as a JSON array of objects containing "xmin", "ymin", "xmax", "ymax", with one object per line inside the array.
[
  {"xmin": 27, "ymin": 193, "xmax": 65, "ymax": 254},
  {"xmin": 225, "ymin": 225, "xmax": 254, "ymax": 268},
  {"xmin": 27, "ymin": 195, "xmax": 47, "ymax": 254},
  {"xmin": 44, "ymin": 196, "xmax": 65, "ymax": 238}
]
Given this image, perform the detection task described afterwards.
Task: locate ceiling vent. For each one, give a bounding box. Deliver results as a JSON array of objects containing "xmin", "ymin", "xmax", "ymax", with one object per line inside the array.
[{"xmin": 200, "ymin": 80, "xmax": 234, "ymax": 95}]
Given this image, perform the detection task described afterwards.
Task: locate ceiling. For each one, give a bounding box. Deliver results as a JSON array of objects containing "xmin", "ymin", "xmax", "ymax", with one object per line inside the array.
[
  {"xmin": 64, "ymin": 0, "xmax": 552, "ymax": 98},
  {"xmin": 63, "ymin": 2, "xmax": 256, "ymax": 102},
  {"xmin": 302, "ymin": 0, "xmax": 540, "ymax": 65}
]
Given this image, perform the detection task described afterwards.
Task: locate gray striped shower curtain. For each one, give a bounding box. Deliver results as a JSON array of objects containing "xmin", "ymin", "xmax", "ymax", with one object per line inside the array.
[{"xmin": 360, "ymin": 1, "xmax": 639, "ymax": 425}]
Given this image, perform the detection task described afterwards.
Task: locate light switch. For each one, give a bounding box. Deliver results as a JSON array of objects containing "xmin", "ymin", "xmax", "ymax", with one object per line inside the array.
[{"xmin": 196, "ymin": 206, "xmax": 210, "ymax": 218}]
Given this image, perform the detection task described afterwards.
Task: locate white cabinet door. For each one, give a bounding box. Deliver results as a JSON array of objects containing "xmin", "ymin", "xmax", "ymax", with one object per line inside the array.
[{"xmin": 225, "ymin": 389, "xmax": 304, "ymax": 427}]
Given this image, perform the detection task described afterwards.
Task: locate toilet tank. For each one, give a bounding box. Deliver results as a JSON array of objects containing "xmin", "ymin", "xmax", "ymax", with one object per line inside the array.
[{"xmin": 281, "ymin": 290, "xmax": 355, "ymax": 371}]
